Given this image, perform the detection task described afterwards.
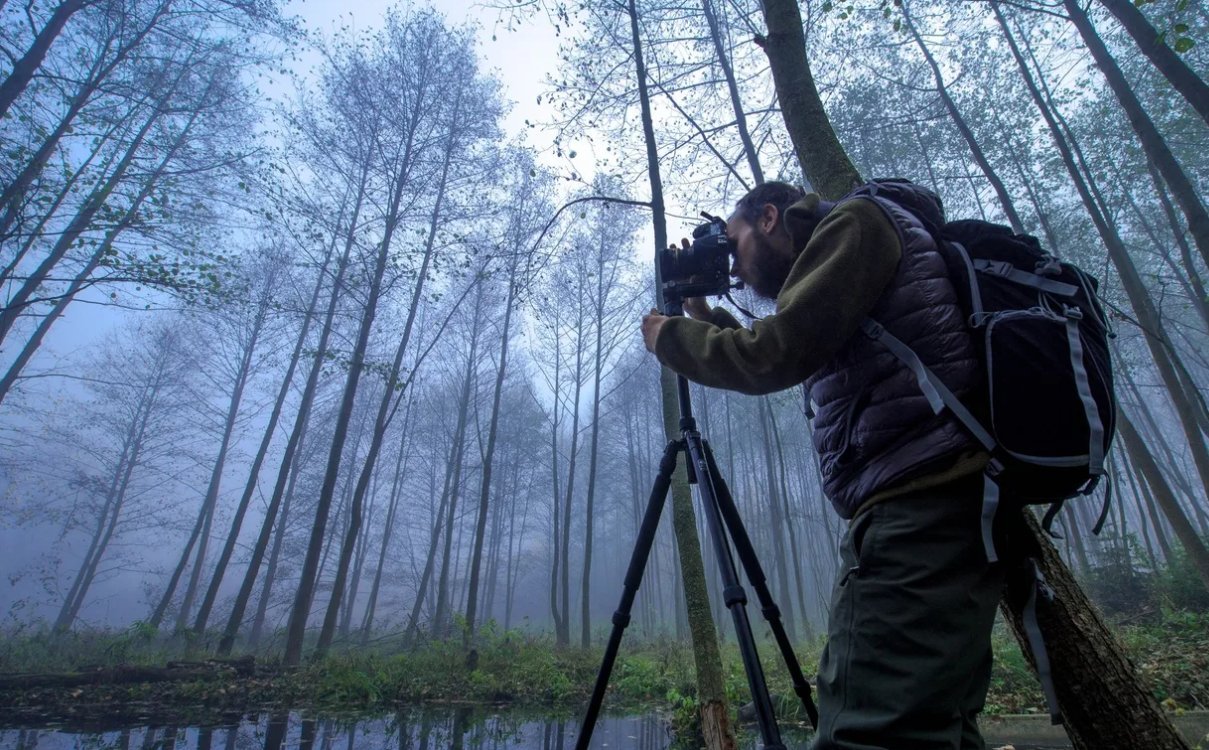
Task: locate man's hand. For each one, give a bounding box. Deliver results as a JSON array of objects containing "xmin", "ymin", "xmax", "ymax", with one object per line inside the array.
[
  {"xmin": 682, "ymin": 296, "xmax": 712, "ymax": 321},
  {"xmin": 641, "ymin": 309, "xmax": 668, "ymax": 353}
]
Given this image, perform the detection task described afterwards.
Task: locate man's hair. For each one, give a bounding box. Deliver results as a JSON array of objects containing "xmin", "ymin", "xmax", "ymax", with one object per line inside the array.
[{"xmin": 733, "ymin": 181, "xmax": 806, "ymax": 227}]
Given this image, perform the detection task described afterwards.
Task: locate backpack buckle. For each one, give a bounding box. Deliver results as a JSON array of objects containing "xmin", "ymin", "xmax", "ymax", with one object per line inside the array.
[
  {"xmin": 981, "ymin": 260, "xmax": 1015, "ymax": 277},
  {"xmin": 1063, "ymin": 306, "xmax": 1083, "ymax": 321},
  {"xmin": 1035, "ymin": 257, "xmax": 1062, "ymax": 276}
]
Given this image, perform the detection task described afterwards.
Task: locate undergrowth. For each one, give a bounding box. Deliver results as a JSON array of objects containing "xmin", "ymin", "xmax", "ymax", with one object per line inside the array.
[{"xmin": 1, "ymin": 610, "xmax": 1207, "ymax": 724}]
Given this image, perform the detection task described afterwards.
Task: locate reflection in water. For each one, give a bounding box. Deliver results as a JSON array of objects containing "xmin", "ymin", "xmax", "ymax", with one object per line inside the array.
[{"xmin": 0, "ymin": 709, "xmax": 820, "ymax": 749}]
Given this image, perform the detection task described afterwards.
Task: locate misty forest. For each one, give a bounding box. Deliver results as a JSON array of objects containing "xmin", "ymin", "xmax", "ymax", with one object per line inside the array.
[{"xmin": 1, "ymin": 0, "xmax": 1208, "ymax": 748}]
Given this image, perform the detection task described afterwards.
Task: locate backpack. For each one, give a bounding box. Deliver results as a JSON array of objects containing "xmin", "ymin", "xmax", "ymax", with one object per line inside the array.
[{"xmin": 862, "ymin": 218, "xmax": 1117, "ymax": 563}]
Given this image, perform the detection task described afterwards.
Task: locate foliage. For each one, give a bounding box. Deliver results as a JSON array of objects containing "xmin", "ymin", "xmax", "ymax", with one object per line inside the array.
[
  {"xmin": 0, "ymin": 622, "xmax": 204, "ymax": 673},
  {"xmin": 1154, "ymin": 551, "xmax": 1209, "ymax": 614},
  {"xmin": 1118, "ymin": 610, "xmax": 1209, "ymax": 710},
  {"xmin": 2, "ymin": 616, "xmax": 1209, "ymax": 728},
  {"xmin": 1079, "ymin": 535, "xmax": 1160, "ymax": 620}
]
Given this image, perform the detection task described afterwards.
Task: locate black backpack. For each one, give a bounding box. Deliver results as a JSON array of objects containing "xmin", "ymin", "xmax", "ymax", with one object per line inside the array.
[
  {"xmin": 861, "ymin": 212, "xmax": 1116, "ymax": 725},
  {"xmin": 863, "ymin": 219, "xmax": 1117, "ymax": 562}
]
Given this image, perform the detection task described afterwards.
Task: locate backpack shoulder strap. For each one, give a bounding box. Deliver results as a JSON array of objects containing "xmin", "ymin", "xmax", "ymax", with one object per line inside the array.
[{"xmin": 861, "ymin": 318, "xmax": 1006, "ymax": 562}]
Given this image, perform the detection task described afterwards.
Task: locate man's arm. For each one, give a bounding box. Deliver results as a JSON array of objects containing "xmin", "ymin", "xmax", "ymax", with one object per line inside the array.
[{"xmin": 652, "ymin": 199, "xmax": 901, "ymax": 395}]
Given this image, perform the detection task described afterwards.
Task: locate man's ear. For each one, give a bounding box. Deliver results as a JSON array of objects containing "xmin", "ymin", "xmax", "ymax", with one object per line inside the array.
[{"xmin": 759, "ymin": 203, "xmax": 780, "ymax": 235}]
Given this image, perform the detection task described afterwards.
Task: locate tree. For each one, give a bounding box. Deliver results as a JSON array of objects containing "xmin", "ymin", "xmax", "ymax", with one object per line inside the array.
[{"xmin": 50, "ymin": 319, "xmax": 194, "ymax": 630}]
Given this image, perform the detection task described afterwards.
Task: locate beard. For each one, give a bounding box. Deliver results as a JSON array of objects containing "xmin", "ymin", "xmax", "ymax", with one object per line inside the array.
[{"xmin": 747, "ymin": 230, "xmax": 796, "ymax": 299}]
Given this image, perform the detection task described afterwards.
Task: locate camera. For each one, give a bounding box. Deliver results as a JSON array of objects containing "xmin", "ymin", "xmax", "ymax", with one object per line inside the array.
[{"xmin": 659, "ymin": 212, "xmax": 740, "ymax": 306}]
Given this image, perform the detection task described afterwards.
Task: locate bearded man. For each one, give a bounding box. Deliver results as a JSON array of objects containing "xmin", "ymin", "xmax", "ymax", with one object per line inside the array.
[{"xmin": 641, "ymin": 180, "xmax": 1006, "ymax": 750}]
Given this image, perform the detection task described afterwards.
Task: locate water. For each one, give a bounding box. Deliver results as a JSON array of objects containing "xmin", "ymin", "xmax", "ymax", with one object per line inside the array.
[
  {"xmin": 0, "ymin": 710, "xmax": 1071, "ymax": 749},
  {"xmin": 0, "ymin": 710, "xmax": 797, "ymax": 750}
]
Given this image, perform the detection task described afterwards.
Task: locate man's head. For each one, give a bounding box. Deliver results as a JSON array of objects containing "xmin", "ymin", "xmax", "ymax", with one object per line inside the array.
[{"xmin": 726, "ymin": 182, "xmax": 824, "ymax": 299}]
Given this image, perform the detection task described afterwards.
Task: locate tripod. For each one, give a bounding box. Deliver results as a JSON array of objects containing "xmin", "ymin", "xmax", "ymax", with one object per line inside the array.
[{"xmin": 575, "ymin": 355, "xmax": 819, "ymax": 749}]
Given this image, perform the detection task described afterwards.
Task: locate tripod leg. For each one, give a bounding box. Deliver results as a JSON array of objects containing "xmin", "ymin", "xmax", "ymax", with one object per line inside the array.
[
  {"xmin": 575, "ymin": 440, "xmax": 680, "ymax": 750},
  {"xmin": 684, "ymin": 430, "xmax": 786, "ymax": 750},
  {"xmin": 702, "ymin": 439, "xmax": 820, "ymax": 730}
]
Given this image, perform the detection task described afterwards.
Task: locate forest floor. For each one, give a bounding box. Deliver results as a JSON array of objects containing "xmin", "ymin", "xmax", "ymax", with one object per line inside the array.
[{"xmin": 0, "ymin": 612, "xmax": 1205, "ymax": 731}]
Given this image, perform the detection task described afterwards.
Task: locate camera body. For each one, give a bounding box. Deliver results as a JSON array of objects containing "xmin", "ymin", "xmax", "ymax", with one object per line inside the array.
[{"xmin": 659, "ymin": 213, "xmax": 738, "ymax": 308}]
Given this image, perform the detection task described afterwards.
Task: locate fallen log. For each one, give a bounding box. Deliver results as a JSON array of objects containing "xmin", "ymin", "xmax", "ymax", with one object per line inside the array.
[{"xmin": 0, "ymin": 655, "xmax": 255, "ymax": 691}]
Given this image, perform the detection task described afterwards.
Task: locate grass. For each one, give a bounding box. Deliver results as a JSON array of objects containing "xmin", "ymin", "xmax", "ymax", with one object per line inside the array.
[{"xmin": 1, "ymin": 610, "xmax": 1207, "ymax": 728}]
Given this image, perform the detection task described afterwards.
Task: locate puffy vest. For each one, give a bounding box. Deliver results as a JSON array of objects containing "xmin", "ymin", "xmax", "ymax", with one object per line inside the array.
[{"xmin": 804, "ymin": 181, "xmax": 979, "ymax": 518}]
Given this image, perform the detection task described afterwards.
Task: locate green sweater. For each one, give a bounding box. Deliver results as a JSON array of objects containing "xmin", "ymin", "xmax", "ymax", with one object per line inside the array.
[{"xmin": 654, "ymin": 195, "xmax": 901, "ymax": 394}]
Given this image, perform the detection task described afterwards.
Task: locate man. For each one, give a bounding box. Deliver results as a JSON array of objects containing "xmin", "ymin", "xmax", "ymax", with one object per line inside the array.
[{"xmin": 641, "ymin": 180, "xmax": 1006, "ymax": 750}]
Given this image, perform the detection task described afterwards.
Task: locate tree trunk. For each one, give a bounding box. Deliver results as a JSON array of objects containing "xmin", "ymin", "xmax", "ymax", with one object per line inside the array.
[
  {"xmin": 465, "ymin": 265, "xmax": 521, "ymax": 651},
  {"xmin": 0, "ymin": 0, "xmax": 85, "ymax": 122},
  {"xmin": 282, "ymin": 194, "xmax": 394, "ymax": 665},
  {"xmin": 149, "ymin": 498, "xmax": 207, "ymax": 630},
  {"xmin": 194, "ymin": 252, "xmax": 326, "ymax": 636},
  {"xmin": 1063, "ymin": 0, "xmax": 1209, "ymax": 271},
  {"xmin": 249, "ymin": 456, "xmax": 298, "ymax": 648},
  {"xmin": 216, "ymin": 179, "xmax": 365, "ymax": 656},
  {"xmin": 629, "ymin": 0, "xmax": 733, "ymax": 744},
  {"xmin": 56, "ymin": 385, "xmax": 154, "ymax": 631},
  {"xmin": 1001, "ymin": 511, "xmax": 1190, "ymax": 749},
  {"xmin": 431, "ymin": 309, "xmax": 481, "ymax": 640},
  {"xmin": 768, "ymin": 405, "xmax": 814, "ymax": 638},
  {"xmin": 0, "ymin": 2, "xmax": 166, "ymax": 239},
  {"xmin": 177, "ymin": 301, "xmax": 267, "ymax": 631},
  {"xmin": 359, "ymin": 411, "xmax": 411, "ymax": 643},
  {"xmin": 904, "ymin": 4, "xmax": 1025, "ymax": 232},
  {"xmin": 0, "ymin": 98, "xmax": 160, "ymax": 348},
  {"xmin": 756, "ymin": 0, "xmax": 862, "ymax": 198},
  {"xmin": 314, "ymin": 100, "xmax": 461, "ymax": 656},
  {"xmin": 702, "ymin": 0, "xmax": 763, "ymax": 184},
  {"xmin": 403, "ymin": 440, "xmax": 458, "ymax": 645},
  {"xmin": 757, "ymin": 398, "xmax": 795, "ymax": 641},
  {"xmin": 1097, "ymin": 0, "xmax": 1209, "ymax": 127},
  {"xmin": 579, "ymin": 239, "xmax": 608, "ymax": 649},
  {"xmin": 1118, "ymin": 412, "xmax": 1209, "ymax": 593}
]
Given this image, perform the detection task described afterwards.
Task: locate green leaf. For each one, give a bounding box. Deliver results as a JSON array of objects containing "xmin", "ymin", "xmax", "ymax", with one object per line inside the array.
[{"xmin": 1175, "ymin": 37, "xmax": 1195, "ymax": 53}]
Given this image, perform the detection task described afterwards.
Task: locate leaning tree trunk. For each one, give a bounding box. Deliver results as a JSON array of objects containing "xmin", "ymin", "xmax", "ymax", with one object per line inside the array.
[
  {"xmin": 193, "ymin": 255, "xmax": 324, "ymax": 636},
  {"xmin": 314, "ymin": 111, "xmax": 459, "ymax": 657},
  {"xmin": 1063, "ymin": 0, "xmax": 1209, "ymax": 271},
  {"xmin": 1117, "ymin": 412, "xmax": 1209, "ymax": 593},
  {"xmin": 761, "ymin": 1, "xmax": 1191, "ymax": 746},
  {"xmin": 629, "ymin": 0, "xmax": 733, "ymax": 745},
  {"xmin": 1001, "ymin": 511, "xmax": 1190, "ymax": 749},
  {"xmin": 755, "ymin": 0, "xmax": 861, "ymax": 196},
  {"xmin": 904, "ymin": 4, "xmax": 1025, "ymax": 232},
  {"xmin": 702, "ymin": 0, "xmax": 763, "ymax": 184},
  {"xmin": 216, "ymin": 178, "xmax": 363, "ymax": 656},
  {"xmin": 282, "ymin": 195, "xmax": 388, "ymax": 666},
  {"xmin": 430, "ymin": 311, "xmax": 480, "ymax": 640},
  {"xmin": 0, "ymin": 0, "xmax": 85, "ymax": 122},
  {"xmin": 1097, "ymin": 0, "xmax": 1209, "ymax": 127}
]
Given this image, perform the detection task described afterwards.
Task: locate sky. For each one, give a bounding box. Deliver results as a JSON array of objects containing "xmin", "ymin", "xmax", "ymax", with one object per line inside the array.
[{"xmin": 291, "ymin": 0, "xmax": 564, "ymax": 142}]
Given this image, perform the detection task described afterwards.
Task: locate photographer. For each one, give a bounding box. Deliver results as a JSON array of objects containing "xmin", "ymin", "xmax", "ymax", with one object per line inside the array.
[{"xmin": 641, "ymin": 180, "xmax": 1005, "ymax": 750}]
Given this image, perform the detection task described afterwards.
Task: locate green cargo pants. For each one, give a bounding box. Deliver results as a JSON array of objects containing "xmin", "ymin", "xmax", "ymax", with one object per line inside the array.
[{"xmin": 811, "ymin": 476, "xmax": 1006, "ymax": 750}]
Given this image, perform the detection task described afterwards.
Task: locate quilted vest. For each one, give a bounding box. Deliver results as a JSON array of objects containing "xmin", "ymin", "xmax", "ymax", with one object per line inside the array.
[{"xmin": 804, "ymin": 181, "xmax": 979, "ymax": 518}]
